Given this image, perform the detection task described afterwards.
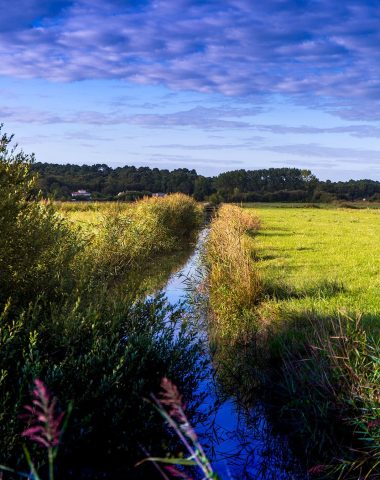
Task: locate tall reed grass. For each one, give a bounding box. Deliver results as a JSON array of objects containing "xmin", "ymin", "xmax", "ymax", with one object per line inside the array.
[
  {"xmin": 275, "ymin": 313, "xmax": 380, "ymax": 479},
  {"xmin": 206, "ymin": 204, "xmax": 261, "ymax": 337},
  {"xmin": 90, "ymin": 193, "xmax": 203, "ymax": 281},
  {"xmin": 205, "ymin": 205, "xmax": 264, "ymax": 404}
]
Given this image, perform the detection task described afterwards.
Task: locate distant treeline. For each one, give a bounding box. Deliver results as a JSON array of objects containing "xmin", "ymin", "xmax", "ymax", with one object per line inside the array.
[{"xmin": 32, "ymin": 162, "xmax": 380, "ymax": 202}]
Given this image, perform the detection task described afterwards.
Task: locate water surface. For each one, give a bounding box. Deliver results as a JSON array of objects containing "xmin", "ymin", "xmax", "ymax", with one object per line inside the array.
[{"xmin": 161, "ymin": 228, "xmax": 307, "ymax": 480}]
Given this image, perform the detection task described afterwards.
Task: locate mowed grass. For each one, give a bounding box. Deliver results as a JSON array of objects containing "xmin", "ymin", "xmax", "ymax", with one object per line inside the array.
[{"xmin": 248, "ymin": 204, "xmax": 380, "ymax": 334}]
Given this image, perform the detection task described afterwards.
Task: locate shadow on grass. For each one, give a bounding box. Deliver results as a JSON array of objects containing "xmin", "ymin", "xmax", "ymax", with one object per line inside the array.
[
  {"xmin": 260, "ymin": 306, "xmax": 380, "ymax": 479},
  {"xmin": 110, "ymin": 241, "xmax": 195, "ymax": 298},
  {"xmin": 262, "ymin": 278, "xmax": 346, "ymax": 301}
]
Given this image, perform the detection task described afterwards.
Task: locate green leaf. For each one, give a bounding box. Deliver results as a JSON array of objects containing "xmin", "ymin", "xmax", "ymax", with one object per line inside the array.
[
  {"xmin": 23, "ymin": 445, "xmax": 42, "ymax": 480},
  {"xmin": 136, "ymin": 456, "xmax": 197, "ymax": 467}
]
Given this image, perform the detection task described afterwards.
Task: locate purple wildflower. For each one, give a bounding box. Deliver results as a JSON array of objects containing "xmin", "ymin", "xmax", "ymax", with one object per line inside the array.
[
  {"xmin": 159, "ymin": 378, "xmax": 198, "ymax": 442},
  {"xmin": 367, "ymin": 419, "xmax": 380, "ymax": 429},
  {"xmin": 21, "ymin": 379, "xmax": 64, "ymax": 449}
]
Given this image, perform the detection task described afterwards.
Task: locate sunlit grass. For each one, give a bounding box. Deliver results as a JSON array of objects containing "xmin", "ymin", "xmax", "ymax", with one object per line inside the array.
[
  {"xmin": 54, "ymin": 197, "xmax": 203, "ymax": 294},
  {"xmin": 249, "ymin": 204, "xmax": 380, "ymax": 334},
  {"xmin": 55, "ymin": 201, "xmax": 133, "ymax": 235}
]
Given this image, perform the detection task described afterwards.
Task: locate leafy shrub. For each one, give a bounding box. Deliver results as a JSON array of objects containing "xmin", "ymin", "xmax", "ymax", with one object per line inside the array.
[
  {"xmin": 0, "ymin": 128, "xmax": 205, "ymax": 478},
  {"xmin": 0, "ymin": 294, "xmax": 205, "ymax": 478},
  {"xmin": 0, "ymin": 128, "xmax": 81, "ymax": 309}
]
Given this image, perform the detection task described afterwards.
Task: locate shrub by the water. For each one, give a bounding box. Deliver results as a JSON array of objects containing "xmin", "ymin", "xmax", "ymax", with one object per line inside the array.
[
  {"xmin": 0, "ymin": 127, "xmax": 204, "ymax": 478},
  {"xmin": 0, "ymin": 129, "xmax": 81, "ymax": 309},
  {"xmin": 0, "ymin": 293, "xmax": 205, "ymax": 478}
]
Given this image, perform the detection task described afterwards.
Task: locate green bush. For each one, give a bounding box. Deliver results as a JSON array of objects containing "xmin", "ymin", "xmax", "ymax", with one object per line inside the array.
[
  {"xmin": 0, "ymin": 128, "xmax": 205, "ymax": 478},
  {"xmin": 0, "ymin": 128, "xmax": 82, "ymax": 309},
  {"xmin": 0, "ymin": 294, "xmax": 205, "ymax": 477}
]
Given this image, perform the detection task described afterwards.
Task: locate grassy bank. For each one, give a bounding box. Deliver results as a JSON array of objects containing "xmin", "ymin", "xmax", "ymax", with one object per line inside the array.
[
  {"xmin": 205, "ymin": 205, "xmax": 263, "ymax": 403},
  {"xmin": 206, "ymin": 203, "xmax": 380, "ymax": 478},
  {"xmin": 64, "ymin": 195, "xmax": 202, "ymax": 289},
  {"xmin": 0, "ymin": 129, "xmax": 204, "ymax": 478}
]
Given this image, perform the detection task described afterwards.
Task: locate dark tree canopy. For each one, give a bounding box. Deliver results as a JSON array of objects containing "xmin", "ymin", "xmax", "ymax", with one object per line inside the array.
[{"xmin": 31, "ymin": 162, "xmax": 380, "ymax": 202}]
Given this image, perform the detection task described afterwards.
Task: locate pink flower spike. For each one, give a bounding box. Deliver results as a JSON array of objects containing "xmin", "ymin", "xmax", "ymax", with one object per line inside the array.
[
  {"xmin": 159, "ymin": 378, "xmax": 198, "ymax": 443},
  {"xmin": 368, "ymin": 419, "xmax": 380, "ymax": 429},
  {"xmin": 21, "ymin": 379, "xmax": 64, "ymax": 449}
]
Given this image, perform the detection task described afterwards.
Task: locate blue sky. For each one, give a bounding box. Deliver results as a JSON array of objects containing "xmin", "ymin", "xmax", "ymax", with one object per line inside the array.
[{"xmin": 2, "ymin": 0, "xmax": 380, "ymax": 179}]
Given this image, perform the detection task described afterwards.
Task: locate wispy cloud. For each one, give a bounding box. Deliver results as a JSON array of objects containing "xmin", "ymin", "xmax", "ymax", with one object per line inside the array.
[
  {"xmin": 146, "ymin": 140, "xmax": 263, "ymax": 150},
  {"xmin": 148, "ymin": 153, "xmax": 243, "ymax": 166},
  {"xmin": 2, "ymin": 1, "xmax": 380, "ymax": 119},
  {"xmin": 0, "ymin": 104, "xmax": 260, "ymax": 129},
  {"xmin": 264, "ymin": 143, "xmax": 380, "ymax": 163},
  {"xmin": 252, "ymin": 124, "xmax": 380, "ymax": 138}
]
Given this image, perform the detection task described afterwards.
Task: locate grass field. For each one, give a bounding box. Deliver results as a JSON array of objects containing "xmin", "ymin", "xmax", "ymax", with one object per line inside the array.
[{"xmin": 248, "ymin": 204, "xmax": 380, "ymax": 334}]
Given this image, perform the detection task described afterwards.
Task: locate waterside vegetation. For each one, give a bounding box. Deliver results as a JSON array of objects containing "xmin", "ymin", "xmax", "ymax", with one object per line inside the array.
[
  {"xmin": 0, "ymin": 127, "xmax": 204, "ymax": 478},
  {"xmin": 205, "ymin": 203, "xmax": 380, "ymax": 479},
  {"xmin": 2, "ymin": 123, "xmax": 380, "ymax": 480}
]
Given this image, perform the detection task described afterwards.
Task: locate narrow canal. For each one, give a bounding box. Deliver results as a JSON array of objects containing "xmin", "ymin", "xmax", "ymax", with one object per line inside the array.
[{"xmin": 161, "ymin": 228, "xmax": 307, "ymax": 480}]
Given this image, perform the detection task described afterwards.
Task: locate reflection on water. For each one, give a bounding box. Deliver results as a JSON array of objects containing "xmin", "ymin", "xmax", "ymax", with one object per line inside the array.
[
  {"xmin": 114, "ymin": 241, "xmax": 195, "ymax": 299},
  {"xmin": 161, "ymin": 228, "xmax": 307, "ymax": 480}
]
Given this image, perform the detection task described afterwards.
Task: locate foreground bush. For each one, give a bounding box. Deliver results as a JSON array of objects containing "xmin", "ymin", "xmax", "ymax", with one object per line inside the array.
[
  {"xmin": 0, "ymin": 128, "xmax": 81, "ymax": 309},
  {"xmin": 0, "ymin": 293, "xmax": 205, "ymax": 478},
  {"xmin": 2, "ymin": 378, "xmax": 217, "ymax": 480},
  {"xmin": 0, "ymin": 128, "xmax": 205, "ymax": 478}
]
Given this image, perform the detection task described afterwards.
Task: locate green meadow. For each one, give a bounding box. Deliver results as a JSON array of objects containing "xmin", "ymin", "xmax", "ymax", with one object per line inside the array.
[
  {"xmin": 55, "ymin": 201, "xmax": 132, "ymax": 233},
  {"xmin": 252, "ymin": 204, "xmax": 380, "ymax": 333}
]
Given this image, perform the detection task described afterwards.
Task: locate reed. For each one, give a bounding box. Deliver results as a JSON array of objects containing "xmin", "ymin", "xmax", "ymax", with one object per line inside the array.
[
  {"xmin": 89, "ymin": 193, "xmax": 203, "ymax": 281},
  {"xmin": 204, "ymin": 205, "xmax": 264, "ymax": 405},
  {"xmin": 206, "ymin": 204, "xmax": 261, "ymax": 337}
]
